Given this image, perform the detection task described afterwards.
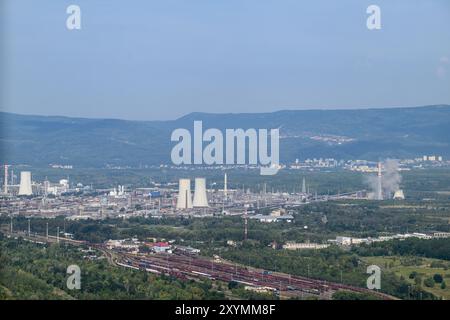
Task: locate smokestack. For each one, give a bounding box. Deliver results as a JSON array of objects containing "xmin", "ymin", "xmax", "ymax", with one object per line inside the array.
[
  {"xmin": 193, "ymin": 178, "xmax": 209, "ymax": 207},
  {"xmin": 224, "ymin": 173, "xmax": 227, "ymax": 197},
  {"xmin": 4, "ymin": 165, "xmax": 8, "ymax": 194},
  {"xmin": 377, "ymin": 162, "xmax": 383, "ymax": 200},
  {"xmin": 18, "ymin": 171, "xmax": 33, "ymax": 196},
  {"xmin": 176, "ymin": 179, "xmax": 193, "ymax": 209},
  {"xmin": 302, "ymin": 177, "xmax": 306, "ymax": 194}
]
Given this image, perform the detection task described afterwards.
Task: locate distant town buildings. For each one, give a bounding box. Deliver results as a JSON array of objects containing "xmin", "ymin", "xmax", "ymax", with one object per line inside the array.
[
  {"xmin": 422, "ymin": 155, "xmax": 443, "ymax": 162},
  {"xmin": 49, "ymin": 164, "xmax": 73, "ymax": 169}
]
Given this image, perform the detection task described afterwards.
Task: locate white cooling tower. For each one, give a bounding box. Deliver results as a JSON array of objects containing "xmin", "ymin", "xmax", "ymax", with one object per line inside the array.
[
  {"xmin": 18, "ymin": 171, "xmax": 33, "ymax": 195},
  {"xmin": 176, "ymin": 179, "xmax": 193, "ymax": 209},
  {"xmin": 193, "ymin": 178, "xmax": 209, "ymax": 207},
  {"xmin": 393, "ymin": 190, "xmax": 405, "ymax": 200}
]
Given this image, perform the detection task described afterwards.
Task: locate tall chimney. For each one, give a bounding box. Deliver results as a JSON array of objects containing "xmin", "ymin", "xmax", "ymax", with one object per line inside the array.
[
  {"xmin": 3, "ymin": 165, "xmax": 8, "ymax": 194},
  {"xmin": 302, "ymin": 177, "xmax": 306, "ymax": 194},
  {"xmin": 224, "ymin": 173, "xmax": 227, "ymax": 197},
  {"xmin": 377, "ymin": 162, "xmax": 383, "ymax": 200}
]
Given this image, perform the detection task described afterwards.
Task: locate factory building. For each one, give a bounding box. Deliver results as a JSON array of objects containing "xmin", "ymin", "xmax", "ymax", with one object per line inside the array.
[
  {"xmin": 283, "ymin": 242, "xmax": 330, "ymax": 250},
  {"xmin": 44, "ymin": 179, "xmax": 70, "ymax": 196}
]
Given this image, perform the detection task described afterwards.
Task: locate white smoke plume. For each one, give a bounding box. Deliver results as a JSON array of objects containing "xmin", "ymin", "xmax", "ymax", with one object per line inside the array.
[{"xmin": 365, "ymin": 159, "xmax": 402, "ymax": 200}]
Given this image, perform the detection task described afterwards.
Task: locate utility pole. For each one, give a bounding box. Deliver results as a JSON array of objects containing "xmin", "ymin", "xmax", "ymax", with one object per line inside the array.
[
  {"xmin": 10, "ymin": 216, "xmax": 13, "ymax": 233},
  {"xmin": 279, "ymin": 281, "xmax": 282, "ymax": 298},
  {"xmin": 28, "ymin": 219, "xmax": 30, "ymax": 237},
  {"xmin": 46, "ymin": 222, "xmax": 49, "ymax": 239},
  {"xmin": 57, "ymin": 226, "xmax": 60, "ymax": 243}
]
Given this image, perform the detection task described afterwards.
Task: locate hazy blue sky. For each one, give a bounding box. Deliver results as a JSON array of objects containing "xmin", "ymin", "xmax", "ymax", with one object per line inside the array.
[{"xmin": 2, "ymin": 0, "xmax": 450, "ymax": 120}]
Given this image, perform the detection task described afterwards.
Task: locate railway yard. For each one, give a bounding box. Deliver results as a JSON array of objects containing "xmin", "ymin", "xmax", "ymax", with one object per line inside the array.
[{"xmin": 3, "ymin": 229, "xmax": 395, "ymax": 300}]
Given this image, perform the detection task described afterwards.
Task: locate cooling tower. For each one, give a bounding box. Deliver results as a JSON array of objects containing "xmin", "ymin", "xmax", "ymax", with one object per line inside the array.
[
  {"xmin": 18, "ymin": 171, "xmax": 33, "ymax": 195},
  {"xmin": 393, "ymin": 190, "xmax": 405, "ymax": 200},
  {"xmin": 176, "ymin": 179, "xmax": 193, "ymax": 209},
  {"xmin": 193, "ymin": 178, "xmax": 209, "ymax": 207}
]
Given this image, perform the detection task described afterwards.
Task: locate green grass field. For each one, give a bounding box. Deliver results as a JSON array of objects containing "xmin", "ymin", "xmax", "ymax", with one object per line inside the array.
[{"xmin": 362, "ymin": 256, "xmax": 450, "ymax": 299}]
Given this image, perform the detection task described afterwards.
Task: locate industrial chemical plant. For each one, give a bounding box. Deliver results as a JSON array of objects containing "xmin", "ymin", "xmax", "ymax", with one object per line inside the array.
[
  {"xmin": 0, "ymin": 161, "xmax": 407, "ymax": 222},
  {"xmin": 0, "ymin": 169, "xmax": 307, "ymax": 221}
]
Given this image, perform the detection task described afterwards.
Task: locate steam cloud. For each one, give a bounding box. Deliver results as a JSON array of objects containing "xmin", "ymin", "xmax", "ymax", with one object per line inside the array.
[{"xmin": 366, "ymin": 159, "xmax": 402, "ymax": 200}]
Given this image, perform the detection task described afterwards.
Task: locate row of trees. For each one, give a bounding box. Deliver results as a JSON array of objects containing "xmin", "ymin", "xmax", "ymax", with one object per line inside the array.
[{"xmin": 354, "ymin": 238, "xmax": 450, "ymax": 261}]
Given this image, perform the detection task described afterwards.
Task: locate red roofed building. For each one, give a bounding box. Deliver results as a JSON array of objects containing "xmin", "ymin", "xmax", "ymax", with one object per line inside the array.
[{"xmin": 152, "ymin": 242, "xmax": 170, "ymax": 253}]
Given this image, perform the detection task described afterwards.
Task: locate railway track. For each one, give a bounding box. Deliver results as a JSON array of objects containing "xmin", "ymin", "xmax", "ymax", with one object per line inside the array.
[{"xmin": 116, "ymin": 251, "xmax": 395, "ymax": 300}]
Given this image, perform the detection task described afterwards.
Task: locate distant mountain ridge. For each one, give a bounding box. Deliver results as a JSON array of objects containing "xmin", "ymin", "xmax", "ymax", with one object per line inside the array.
[{"xmin": 1, "ymin": 105, "xmax": 450, "ymax": 167}]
